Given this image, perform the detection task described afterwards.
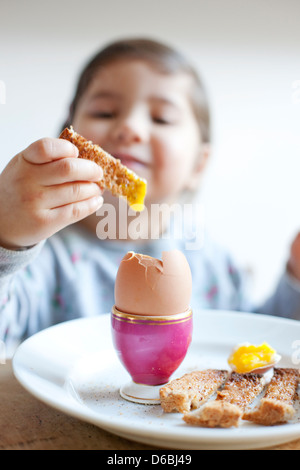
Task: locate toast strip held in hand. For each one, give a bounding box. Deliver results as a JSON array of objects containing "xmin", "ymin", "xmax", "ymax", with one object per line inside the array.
[{"xmin": 59, "ymin": 127, "xmax": 147, "ymax": 212}]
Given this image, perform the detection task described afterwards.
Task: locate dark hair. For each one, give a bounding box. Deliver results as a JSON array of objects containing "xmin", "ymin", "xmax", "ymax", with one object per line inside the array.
[{"xmin": 61, "ymin": 38, "xmax": 210, "ymax": 142}]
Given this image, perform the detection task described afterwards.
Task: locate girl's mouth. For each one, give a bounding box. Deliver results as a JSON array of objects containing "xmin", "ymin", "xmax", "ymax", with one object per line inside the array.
[{"xmin": 113, "ymin": 153, "xmax": 150, "ymax": 171}]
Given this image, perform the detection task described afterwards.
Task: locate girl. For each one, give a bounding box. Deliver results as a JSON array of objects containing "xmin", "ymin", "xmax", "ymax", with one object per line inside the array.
[{"xmin": 0, "ymin": 38, "xmax": 299, "ymax": 355}]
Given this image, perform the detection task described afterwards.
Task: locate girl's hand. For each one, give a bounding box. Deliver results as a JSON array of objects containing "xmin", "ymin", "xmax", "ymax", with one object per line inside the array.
[
  {"xmin": 0, "ymin": 137, "xmax": 103, "ymax": 249},
  {"xmin": 287, "ymin": 232, "xmax": 300, "ymax": 282}
]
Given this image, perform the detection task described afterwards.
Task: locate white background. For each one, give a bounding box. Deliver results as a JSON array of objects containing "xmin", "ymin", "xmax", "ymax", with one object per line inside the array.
[{"xmin": 0, "ymin": 0, "xmax": 299, "ymax": 303}]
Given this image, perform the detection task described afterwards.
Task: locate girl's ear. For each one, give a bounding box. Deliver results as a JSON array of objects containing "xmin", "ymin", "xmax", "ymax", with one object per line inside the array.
[{"xmin": 186, "ymin": 143, "xmax": 211, "ymax": 191}]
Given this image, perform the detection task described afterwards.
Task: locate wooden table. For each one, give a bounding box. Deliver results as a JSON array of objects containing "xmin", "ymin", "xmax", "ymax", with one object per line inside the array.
[{"xmin": 0, "ymin": 361, "xmax": 299, "ymax": 450}]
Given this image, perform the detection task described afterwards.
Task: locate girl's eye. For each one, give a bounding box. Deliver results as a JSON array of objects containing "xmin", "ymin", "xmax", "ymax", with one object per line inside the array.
[
  {"xmin": 90, "ymin": 111, "xmax": 116, "ymax": 119},
  {"xmin": 152, "ymin": 116, "xmax": 172, "ymax": 125}
]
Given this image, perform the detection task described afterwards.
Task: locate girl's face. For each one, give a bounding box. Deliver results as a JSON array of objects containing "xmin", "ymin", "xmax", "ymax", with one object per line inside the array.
[{"xmin": 72, "ymin": 59, "xmax": 207, "ymax": 206}]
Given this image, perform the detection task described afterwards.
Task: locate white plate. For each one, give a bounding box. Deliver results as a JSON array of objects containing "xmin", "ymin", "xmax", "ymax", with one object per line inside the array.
[{"xmin": 12, "ymin": 310, "xmax": 300, "ymax": 450}]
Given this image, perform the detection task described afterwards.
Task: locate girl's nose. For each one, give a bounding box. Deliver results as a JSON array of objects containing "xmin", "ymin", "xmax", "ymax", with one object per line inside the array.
[{"xmin": 111, "ymin": 111, "xmax": 149, "ymax": 145}]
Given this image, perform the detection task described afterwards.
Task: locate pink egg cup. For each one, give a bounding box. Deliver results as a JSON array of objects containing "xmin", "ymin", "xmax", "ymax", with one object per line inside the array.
[{"xmin": 111, "ymin": 305, "xmax": 193, "ymax": 404}]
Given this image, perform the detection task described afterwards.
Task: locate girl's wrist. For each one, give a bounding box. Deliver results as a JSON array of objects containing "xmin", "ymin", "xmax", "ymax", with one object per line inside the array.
[{"xmin": 287, "ymin": 258, "xmax": 300, "ymax": 282}]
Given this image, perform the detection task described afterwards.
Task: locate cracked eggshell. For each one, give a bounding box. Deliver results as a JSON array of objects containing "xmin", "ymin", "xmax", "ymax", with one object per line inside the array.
[{"xmin": 114, "ymin": 250, "xmax": 192, "ymax": 316}]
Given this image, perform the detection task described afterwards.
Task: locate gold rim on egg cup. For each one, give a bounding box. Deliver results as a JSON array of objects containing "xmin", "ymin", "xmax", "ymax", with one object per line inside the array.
[{"xmin": 111, "ymin": 305, "xmax": 192, "ymax": 325}]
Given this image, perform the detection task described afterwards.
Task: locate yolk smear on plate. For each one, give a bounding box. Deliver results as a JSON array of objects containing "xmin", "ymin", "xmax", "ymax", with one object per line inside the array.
[{"xmin": 228, "ymin": 342, "xmax": 276, "ymax": 373}]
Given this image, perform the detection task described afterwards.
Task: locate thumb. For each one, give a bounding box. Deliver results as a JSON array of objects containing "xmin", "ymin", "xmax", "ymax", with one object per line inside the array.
[{"xmin": 22, "ymin": 137, "xmax": 79, "ymax": 165}]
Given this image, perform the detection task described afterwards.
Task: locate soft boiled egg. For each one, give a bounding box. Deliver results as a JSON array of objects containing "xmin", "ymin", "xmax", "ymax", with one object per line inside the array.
[
  {"xmin": 114, "ymin": 250, "xmax": 192, "ymax": 316},
  {"xmin": 228, "ymin": 342, "xmax": 281, "ymax": 374}
]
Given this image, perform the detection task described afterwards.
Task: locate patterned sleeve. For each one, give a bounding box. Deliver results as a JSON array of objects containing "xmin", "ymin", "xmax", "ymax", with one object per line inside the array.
[
  {"xmin": 0, "ymin": 241, "xmax": 55, "ymax": 356},
  {"xmin": 201, "ymin": 242, "xmax": 300, "ymax": 319},
  {"xmin": 257, "ymin": 270, "xmax": 300, "ymax": 320},
  {"xmin": 225, "ymin": 255, "xmax": 300, "ymax": 319}
]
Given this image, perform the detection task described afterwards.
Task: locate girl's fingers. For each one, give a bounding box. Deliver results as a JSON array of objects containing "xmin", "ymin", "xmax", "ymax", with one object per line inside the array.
[
  {"xmin": 44, "ymin": 182, "xmax": 102, "ymax": 209},
  {"xmin": 38, "ymin": 157, "xmax": 103, "ymax": 185},
  {"xmin": 49, "ymin": 194, "xmax": 104, "ymax": 226},
  {"xmin": 22, "ymin": 138, "xmax": 79, "ymax": 164}
]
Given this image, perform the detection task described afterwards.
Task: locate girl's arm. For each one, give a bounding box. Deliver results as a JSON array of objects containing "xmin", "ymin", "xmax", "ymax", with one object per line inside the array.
[
  {"xmin": 0, "ymin": 136, "xmax": 104, "ymax": 355},
  {"xmin": 0, "ymin": 241, "xmax": 55, "ymax": 356},
  {"xmin": 258, "ymin": 232, "xmax": 300, "ymax": 320},
  {"xmin": 287, "ymin": 232, "xmax": 300, "ymax": 282},
  {"xmin": 258, "ymin": 271, "xmax": 300, "ymax": 320},
  {"xmin": 203, "ymin": 237, "xmax": 300, "ymax": 320}
]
